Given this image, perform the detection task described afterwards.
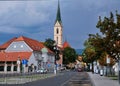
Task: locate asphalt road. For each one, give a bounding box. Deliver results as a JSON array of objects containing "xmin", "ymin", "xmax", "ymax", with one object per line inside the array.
[
  {"xmin": 62, "ymin": 72, "xmax": 92, "ymax": 86},
  {"xmin": 0, "ymin": 71, "xmax": 92, "ymax": 86}
]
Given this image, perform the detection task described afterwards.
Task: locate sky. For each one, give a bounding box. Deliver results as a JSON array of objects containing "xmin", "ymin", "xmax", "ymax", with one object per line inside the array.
[{"xmin": 0, "ymin": 0, "xmax": 120, "ymax": 49}]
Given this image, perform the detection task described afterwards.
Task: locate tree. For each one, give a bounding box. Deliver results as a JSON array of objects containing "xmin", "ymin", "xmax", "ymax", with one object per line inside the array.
[
  {"xmin": 44, "ymin": 38, "xmax": 60, "ymax": 60},
  {"xmin": 44, "ymin": 38, "xmax": 55, "ymax": 51},
  {"xmin": 98, "ymin": 52, "xmax": 115, "ymax": 66},
  {"xmin": 82, "ymin": 39, "xmax": 97, "ymax": 72},
  {"xmin": 96, "ymin": 11, "xmax": 120, "ymax": 61},
  {"xmin": 83, "ymin": 11, "xmax": 120, "ymax": 63},
  {"xmin": 82, "ymin": 40, "xmax": 96, "ymax": 63},
  {"xmin": 82, "ymin": 11, "xmax": 120, "ymax": 61},
  {"xmin": 63, "ymin": 47, "xmax": 77, "ymax": 65}
]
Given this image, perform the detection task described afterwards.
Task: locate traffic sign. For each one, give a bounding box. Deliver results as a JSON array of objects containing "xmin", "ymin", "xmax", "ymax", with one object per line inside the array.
[{"xmin": 22, "ymin": 59, "xmax": 28, "ymax": 64}]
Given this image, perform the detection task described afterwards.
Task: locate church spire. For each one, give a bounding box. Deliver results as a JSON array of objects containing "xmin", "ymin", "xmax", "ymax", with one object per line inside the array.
[
  {"xmin": 54, "ymin": 0, "xmax": 63, "ymax": 47},
  {"xmin": 55, "ymin": 0, "xmax": 62, "ymax": 25}
]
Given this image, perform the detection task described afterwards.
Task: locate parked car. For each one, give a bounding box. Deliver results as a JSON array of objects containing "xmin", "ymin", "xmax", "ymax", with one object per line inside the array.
[{"xmin": 36, "ymin": 68, "xmax": 47, "ymax": 74}]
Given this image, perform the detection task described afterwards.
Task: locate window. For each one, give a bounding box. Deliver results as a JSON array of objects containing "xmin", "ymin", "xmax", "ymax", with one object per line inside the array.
[
  {"xmin": 56, "ymin": 28, "xmax": 59, "ymax": 34},
  {"xmin": 21, "ymin": 45, "xmax": 23, "ymax": 48},
  {"xmin": 13, "ymin": 45, "xmax": 16, "ymax": 48}
]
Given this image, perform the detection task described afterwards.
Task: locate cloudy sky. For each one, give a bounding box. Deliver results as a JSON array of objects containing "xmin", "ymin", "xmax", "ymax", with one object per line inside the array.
[{"xmin": 0, "ymin": 0, "xmax": 120, "ymax": 49}]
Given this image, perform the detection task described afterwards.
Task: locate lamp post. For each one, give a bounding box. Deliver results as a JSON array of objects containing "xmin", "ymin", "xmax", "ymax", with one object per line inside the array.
[{"xmin": 53, "ymin": 43, "xmax": 58, "ymax": 74}]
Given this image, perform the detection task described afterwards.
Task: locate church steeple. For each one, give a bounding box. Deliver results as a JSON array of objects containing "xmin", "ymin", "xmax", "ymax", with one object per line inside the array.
[
  {"xmin": 54, "ymin": 0, "xmax": 63, "ymax": 47},
  {"xmin": 55, "ymin": 0, "xmax": 62, "ymax": 25}
]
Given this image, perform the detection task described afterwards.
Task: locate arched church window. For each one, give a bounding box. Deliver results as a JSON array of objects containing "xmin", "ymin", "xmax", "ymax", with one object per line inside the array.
[{"xmin": 56, "ymin": 28, "xmax": 59, "ymax": 34}]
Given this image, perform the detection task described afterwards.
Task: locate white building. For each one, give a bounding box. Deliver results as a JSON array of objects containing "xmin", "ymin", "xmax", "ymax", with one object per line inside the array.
[{"xmin": 0, "ymin": 36, "xmax": 54, "ymax": 73}]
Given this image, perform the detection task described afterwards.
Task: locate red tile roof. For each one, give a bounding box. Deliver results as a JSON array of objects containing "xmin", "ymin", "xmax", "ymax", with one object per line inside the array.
[
  {"xmin": 63, "ymin": 41, "xmax": 71, "ymax": 49},
  {"xmin": 0, "ymin": 52, "xmax": 32, "ymax": 61},
  {"xmin": 15, "ymin": 36, "xmax": 54, "ymax": 54},
  {"xmin": 0, "ymin": 36, "xmax": 53, "ymax": 54},
  {"xmin": 15, "ymin": 36, "xmax": 44, "ymax": 51},
  {"xmin": 0, "ymin": 37, "xmax": 17, "ymax": 50}
]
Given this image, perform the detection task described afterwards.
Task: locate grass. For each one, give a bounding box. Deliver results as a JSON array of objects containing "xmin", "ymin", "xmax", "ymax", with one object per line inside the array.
[
  {"xmin": 0, "ymin": 78, "xmax": 4, "ymax": 82},
  {"xmin": 107, "ymin": 75, "xmax": 118, "ymax": 80}
]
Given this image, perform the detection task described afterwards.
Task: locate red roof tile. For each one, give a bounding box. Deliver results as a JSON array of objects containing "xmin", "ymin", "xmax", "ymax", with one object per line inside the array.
[
  {"xmin": 15, "ymin": 36, "xmax": 24, "ymax": 41},
  {"xmin": 63, "ymin": 41, "xmax": 70, "ymax": 49},
  {"xmin": 0, "ymin": 37, "xmax": 17, "ymax": 50},
  {"xmin": 0, "ymin": 52, "xmax": 32, "ymax": 61},
  {"xmin": 0, "ymin": 36, "xmax": 53, "ymax": 54},
  {"xmin": 15, "ymin": 36, "xmax": 54, "ymax": 54},
  {"xmin": 15, "ymin": 36, "xmax": 44, "ymax": 51}
]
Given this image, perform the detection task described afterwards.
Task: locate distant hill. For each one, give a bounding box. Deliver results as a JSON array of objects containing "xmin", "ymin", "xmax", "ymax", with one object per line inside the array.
[{"xmin": 75, "ymin": 49, "xmax": 84, "ymax": 55}]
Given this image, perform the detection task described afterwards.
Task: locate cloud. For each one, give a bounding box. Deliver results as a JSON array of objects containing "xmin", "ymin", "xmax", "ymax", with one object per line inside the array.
[
  {"xmin": 0, "ymin": 0, "xmax": 120, "ymax": 49},
  {"xmin": 25, "ymin": 27, "xmax": 53, "ymax": 42},
  {"xmin": 0, "ymin": 26, "xmax": 24, "ymax": 34},
  {"xmin": 69, "ymin": 0, "xmax": 120, "ymax": 11},
  {"xmin": 0, "ymin": 1, "xmax": 56, "ymax": 34}
]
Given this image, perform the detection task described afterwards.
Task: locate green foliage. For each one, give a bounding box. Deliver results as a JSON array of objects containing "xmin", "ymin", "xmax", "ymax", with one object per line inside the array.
[
  {"xmin": 82, "ymin": 39, "xmax": 98, "ymax": 63},
  {"xmin": 63, "ymin": 47, "xmax": 77, "ymax": 64},
  {"xmin": 96, "ymin": 11, "xmax": 120, "ymax": 60},
  {"xmin": 83, "ymin": 11, "xmax": 120, "ymax": 63},
  {"xmin": 44, "ymin": 38, "xmax": 60, "ymax": 60},
  {"xmin": 44, "ymin": 38, "xmax": 55, "ymax": 51}
]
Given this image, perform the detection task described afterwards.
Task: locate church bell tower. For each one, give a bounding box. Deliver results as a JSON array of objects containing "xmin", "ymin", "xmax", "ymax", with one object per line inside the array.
[{"xmin": 54, "ymin": 0, "xmax": 63, "ymax": 47}]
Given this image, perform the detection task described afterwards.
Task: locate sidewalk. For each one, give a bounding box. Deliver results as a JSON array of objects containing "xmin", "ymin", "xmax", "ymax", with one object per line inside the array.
[{"xmin": 88, "ymin": 72, "xmax": 120, "ymax": 86}]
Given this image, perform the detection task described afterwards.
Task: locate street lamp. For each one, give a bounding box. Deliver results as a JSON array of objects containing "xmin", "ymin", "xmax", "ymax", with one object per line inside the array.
[{"xmin": 53, "ymin": 43, "xmax": 59, "ymax": 74}]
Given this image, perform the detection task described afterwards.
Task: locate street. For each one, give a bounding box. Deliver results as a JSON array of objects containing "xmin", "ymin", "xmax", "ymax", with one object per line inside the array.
[
  {"xmin": 62, "ymin": 71, "xmax": 92, "ymax": 86},
  {"xmin": 0, "ymin": 71, "xmax": 92, "ymax": 86}
]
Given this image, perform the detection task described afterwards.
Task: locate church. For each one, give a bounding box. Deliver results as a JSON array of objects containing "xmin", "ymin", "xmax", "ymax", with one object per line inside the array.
[{"xmin": 54, "ymin": 1, "xmax": 71, "ymax": 68}]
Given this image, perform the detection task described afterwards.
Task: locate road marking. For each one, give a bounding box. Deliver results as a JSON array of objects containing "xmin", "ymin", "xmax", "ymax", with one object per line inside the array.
[
  {"xmin": 60, "ymin": 73, "xmax": 74, "ymax": 86},
  {"xmin": 60, "ymin": 78, "xmax": 71, "ymax": 86}
]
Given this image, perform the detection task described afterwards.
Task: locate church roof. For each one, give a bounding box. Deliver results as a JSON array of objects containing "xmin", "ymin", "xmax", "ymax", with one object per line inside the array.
[
  {"xmin": 55, "ymin": 0, "xmax": 62, "ymax": 25},
  {"xmin": 63, "ymin": 41, "xmax": 71, "ymax": 49}
]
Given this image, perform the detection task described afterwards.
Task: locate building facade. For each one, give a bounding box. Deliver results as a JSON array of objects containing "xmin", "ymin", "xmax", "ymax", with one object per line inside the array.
[{"xmin": 0, "ymin": 36, "xmax": 54, "ymax": 73}]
